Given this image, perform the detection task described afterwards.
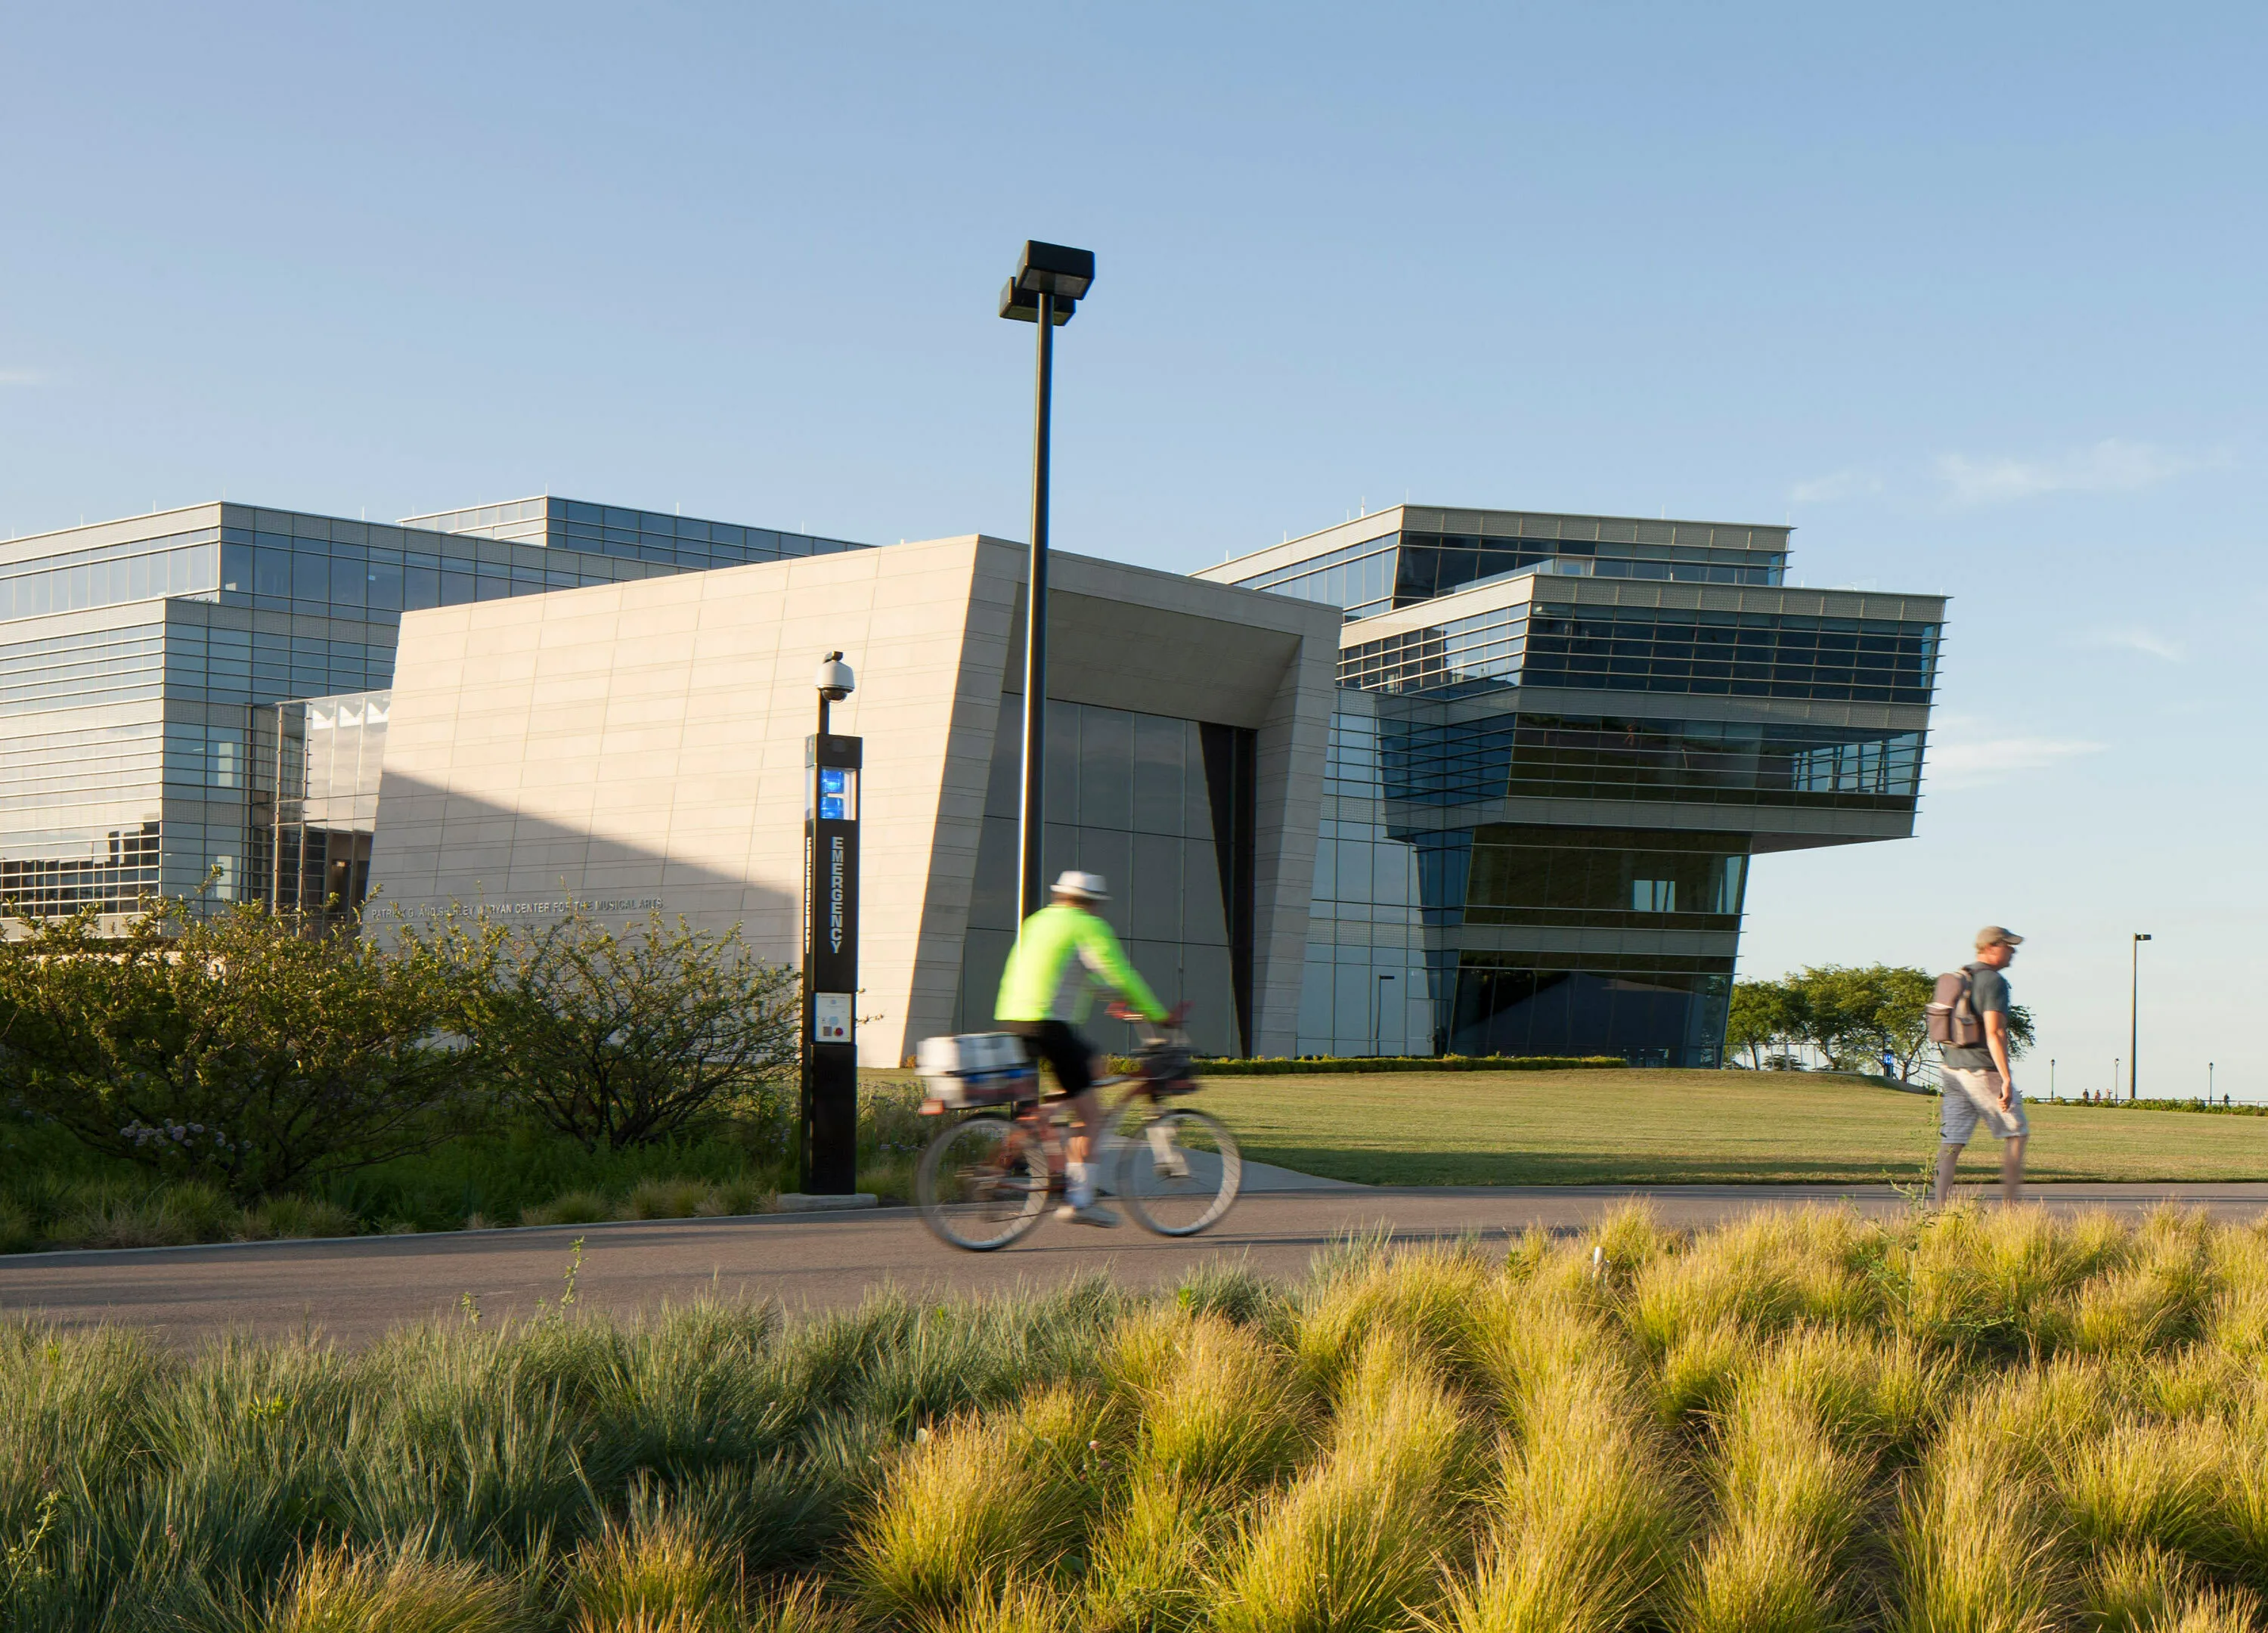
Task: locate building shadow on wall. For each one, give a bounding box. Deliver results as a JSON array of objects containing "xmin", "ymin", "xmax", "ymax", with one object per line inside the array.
[{"xmin": 360, "ymin": 774, "xmax": 804, "ymax": 968}]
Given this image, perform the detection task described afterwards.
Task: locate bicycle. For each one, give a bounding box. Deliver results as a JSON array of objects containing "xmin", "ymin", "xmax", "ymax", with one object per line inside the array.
[{"xmin": 911, "ymin": 1008, "xmax": 1242, "ymax": 1252}]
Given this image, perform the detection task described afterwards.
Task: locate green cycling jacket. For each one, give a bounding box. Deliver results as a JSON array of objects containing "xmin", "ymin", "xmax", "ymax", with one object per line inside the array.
[{"xmin": 995, "ymin": 902, "xmax": 1169, "ymax": 1025}]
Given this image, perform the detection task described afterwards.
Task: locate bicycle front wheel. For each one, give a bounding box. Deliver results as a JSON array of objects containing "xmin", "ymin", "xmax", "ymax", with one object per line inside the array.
[
  {"xmin": 1117, "ymin": 1108, "xmax": 1241, "ymax": 1236},
  {"xmin": 916, "ymin": 1114, "xmax": 1049, "ymax": 1251}
]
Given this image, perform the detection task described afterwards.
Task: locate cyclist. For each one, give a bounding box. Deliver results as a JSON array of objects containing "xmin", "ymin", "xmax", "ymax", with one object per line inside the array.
[{"xmin": 996, "ymin": 869, "xmax": 1171, "ymax": 1226}]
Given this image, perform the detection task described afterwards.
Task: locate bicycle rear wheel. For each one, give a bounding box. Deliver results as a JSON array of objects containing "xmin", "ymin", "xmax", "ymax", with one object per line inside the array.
[
  {"xmin": 1117, "ymin": 1108, "xmax": 1241, "ymax": 1236},
  {"xmin": 916, "ymin": 1113, "xmax": 1049, "ymax": 1251}
]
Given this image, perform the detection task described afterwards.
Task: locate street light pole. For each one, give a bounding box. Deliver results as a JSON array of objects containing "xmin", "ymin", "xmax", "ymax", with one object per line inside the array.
[
  {"xmin": 998, "ymin": 241, "xmax": 1095, "ymax": 924},
  {"xmin": 1021, "ymin": 294, "xmax": 1052, "ymax": 922},
  {"xmin": 2131, "ymin": 933, "xmax": 2152, "ymax": 1102}
]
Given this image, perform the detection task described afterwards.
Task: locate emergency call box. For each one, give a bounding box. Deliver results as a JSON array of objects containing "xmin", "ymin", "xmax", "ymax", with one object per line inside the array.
[{"xmin": 813, "ymin": 992, "xmax": 854, "ymax": 1042}]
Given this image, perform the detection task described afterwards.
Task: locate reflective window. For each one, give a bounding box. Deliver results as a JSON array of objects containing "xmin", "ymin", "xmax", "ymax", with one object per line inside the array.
[
  {"xmin": 1448, "ymin": 956, "xmax": 1733, "ymax": 1067},
  {"xmin": 956, "ymin": 696, "xmax": 1253, "ymax": 1056},
  {"xmin": 1464, "ymin": 825, "xmax": 1748, "ymax": 929},
  {"xmin": 1342, "ymin": 603, "xmax": 1940, "ymax": 705},
  {"xmin": 0, "ymin": 541, "xmax": 218, "ymax": 622},
  {"xmin": 1236, "ymin": 528, "xmax": 1787, "ymax": 623}
]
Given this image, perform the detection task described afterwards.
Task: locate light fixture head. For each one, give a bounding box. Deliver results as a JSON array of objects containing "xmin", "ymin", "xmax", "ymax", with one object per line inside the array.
[
  {"xmin": 999, "ymin": 278, "xmax": 1077, "ymax": 326},
  {"xmin": 1012, "ymin": 240, "xmax": 1095, "ymax": 300},
  {"xmin": 815, "ymin": 650, "xmax": 854, "ymax": 700}
]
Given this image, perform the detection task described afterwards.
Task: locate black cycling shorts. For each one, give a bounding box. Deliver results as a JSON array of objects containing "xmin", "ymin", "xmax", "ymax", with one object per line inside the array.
[{"xmin": 1006, "ymin": 1020, "xmax": 1097, "ymax": 1096}]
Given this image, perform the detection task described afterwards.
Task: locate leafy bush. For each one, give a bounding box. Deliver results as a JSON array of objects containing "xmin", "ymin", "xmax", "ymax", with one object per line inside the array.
[
  {"xmin": 0, "ymin": 899, "xmax": 477, "ymax": 1198},
  {"xmin": 417, "ymin": 905, "xmax": 798, "ymax": 1152}
]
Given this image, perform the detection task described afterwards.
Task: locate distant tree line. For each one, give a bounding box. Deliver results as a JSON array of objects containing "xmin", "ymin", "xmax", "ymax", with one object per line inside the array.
[
  {"xmin": 1727, "ymin": 963, "xmax": 2034, "ymax": 1080},
  {"xmin": 0, "ymin": 897, "xmax": 801, "ymax": 1200}
]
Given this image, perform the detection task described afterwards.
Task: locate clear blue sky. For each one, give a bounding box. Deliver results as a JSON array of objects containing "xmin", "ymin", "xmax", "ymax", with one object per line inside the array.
[{"xmin": 6, "ymin": 5, "xmax": 2263, "ymax": 1095}]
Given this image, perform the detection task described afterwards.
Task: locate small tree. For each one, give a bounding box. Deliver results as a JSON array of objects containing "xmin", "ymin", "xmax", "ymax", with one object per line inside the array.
[
  {"xmin": 0, "ymin": 899, "xmax": 476, "ymax": 1198},
  {"xmin": 1790, "ymin": 964, "xmax": 1935, "ymax": 1078},
  {"xmin": 1758, "ymin": 963, "xmax": 2037, "ymax": 1080},
  {"xmin": 437, "ymin": 907, "xmax": 799, "ymax": 1151},
  {"xmin": 1727, "ymin": 978, "xmax": 1799, "ymax": 1069}
]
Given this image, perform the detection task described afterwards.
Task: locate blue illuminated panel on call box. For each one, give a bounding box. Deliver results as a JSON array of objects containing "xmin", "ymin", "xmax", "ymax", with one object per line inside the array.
[{"xmin": 819, "ymin": 767, "xmax": 853, "ymax": 821}]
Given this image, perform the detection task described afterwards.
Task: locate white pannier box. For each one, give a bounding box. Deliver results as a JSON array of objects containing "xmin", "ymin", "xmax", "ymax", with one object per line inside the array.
[{"xmin": 916, "ymin": 1032, "xmax": 1038, "ymax": 1108}]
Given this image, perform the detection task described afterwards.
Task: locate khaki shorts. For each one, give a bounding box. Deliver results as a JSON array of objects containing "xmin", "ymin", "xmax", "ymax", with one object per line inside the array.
[{"xmin": 1941, "ymin": 1067, "xmax": 2028, "ymax": 1144}]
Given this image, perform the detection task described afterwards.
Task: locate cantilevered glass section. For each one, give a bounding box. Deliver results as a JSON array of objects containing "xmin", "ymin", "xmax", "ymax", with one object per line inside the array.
[
  {"xmin": 1216, "ymin": 503, "xmax": 1942, "ymax": 1066},
  {"xmin": 1217, "ymin": 507, "xmax": 1790, "ymax": 623},
  {"xmin": 1341, "ymin": 600, "xmax": 1941, "ymax": 705}
]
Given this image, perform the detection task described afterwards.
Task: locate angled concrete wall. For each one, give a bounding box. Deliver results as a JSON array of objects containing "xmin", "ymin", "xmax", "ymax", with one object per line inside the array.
[{"xmin": 368, "ymin": 535, "xmax": 1337, "ymax": 1064}]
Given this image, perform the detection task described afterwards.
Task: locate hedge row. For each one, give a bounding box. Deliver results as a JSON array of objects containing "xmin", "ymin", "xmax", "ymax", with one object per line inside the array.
[
  {"xmin": 1115, "ymin": 1052, "xmax": 1630, "ymax": 1077},
  {"xmin": 2056, "ymin": 1095, "xmax": 2266, "ymax": 1117}
]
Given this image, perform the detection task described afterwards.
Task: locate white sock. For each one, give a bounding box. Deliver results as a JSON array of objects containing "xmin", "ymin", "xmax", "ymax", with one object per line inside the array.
[{"xmin": 1068, "ymin": 1161, "xmax": 1095, "ymax": 1208}]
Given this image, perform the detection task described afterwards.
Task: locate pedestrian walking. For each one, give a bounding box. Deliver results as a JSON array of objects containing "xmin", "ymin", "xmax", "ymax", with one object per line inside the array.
[{"xmin": 1929, "ymin": 925, "xmax": 2027, "ymax": 1207}]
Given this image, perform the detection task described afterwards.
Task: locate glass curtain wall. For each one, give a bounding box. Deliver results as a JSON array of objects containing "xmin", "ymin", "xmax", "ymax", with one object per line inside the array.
[
  {"xmin": 0, "ymin": 497, "xmax": 864, "ymax": 922},
  {"xmin": 953, "ymin": 696, "xmax": 1254, "ymax": 1058},
  {"xmin": 1343, "ymin": 603, "xmax": 1941, "ymax": 705},
  {"xmin": 1302, "ymin": 693, "xmax": 1746, "ymax": 1064},
  {"xmin": 265, "ymin": 690, "xmax": 390, "ymax": 916},
  {"xmin": 1449, "ymin": 954, "xmax": 1734, "ymax": 1066},
  {"xmin": 1232, "ymin": 527, "xmax": 1789, "ymax": 623}
]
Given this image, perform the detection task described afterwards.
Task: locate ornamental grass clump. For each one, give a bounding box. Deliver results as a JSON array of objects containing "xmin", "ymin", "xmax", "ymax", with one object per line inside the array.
[
  {"xmin": 850, "ymin": 1385, "xmax": 1106, "ymax": 1624},
  {"xmin": 1212, "ymin": 1332, "xmax": 1478, "ymax": 1633},
  {"xmin": 1626, "ymin": 1205, "xmax": 1876, "ymax": 1360},
  {"xmin": 1086, "ymin": 1310, "xmax": 1314, "ymax": 1631},
  {"xmin": 258, "ymin": 1546, "xmax": 522, "ymax": 1633},
  {"xmin": 35, "ymin": 1205, "xmax": 2268, "ymax": 1629},
  {"xmin": 1895, "ymin": 1384, "xmax": 2072, "ymax": 1633},
  {"xmin": 1108, "ymin": 1309, "xmax": 1311, "ymax": 1493},
  {"xmin": 1897, "ymin": 1203, "xmax": 2129, "ymax": 1356},
  {"xmin": 1292, "ymin": 1244, "xmax": 1499, "ymax": 1399},
  {"xmin": 1674, "ymin": 1365, "xmax": 1872, "ymax": 1633},
  {"xmin": 1440, "ymin": 1346, "xmax": 1686, "ymax": 1633},
  {"xmin": 565, "ymin": 1502, "xmax": 740, "ymax": 1632}
]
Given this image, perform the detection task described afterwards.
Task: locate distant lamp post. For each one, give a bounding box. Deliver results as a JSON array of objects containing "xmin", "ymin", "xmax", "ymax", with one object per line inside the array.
[
  {"xmin": 2050, "ymin": 1058, "xmax": 2057, "ymax": 1103},
  {"xmin": 997, "ymin": 240, "xmax": 1095, "ymax": 925},
  {"xmin": 1373, "ymin": 973, "xmax": 1396, "ymax": 1058},
  {"xmin": 2130, "ymin": 933, "xmax": 2152, "ymax": 1101}
]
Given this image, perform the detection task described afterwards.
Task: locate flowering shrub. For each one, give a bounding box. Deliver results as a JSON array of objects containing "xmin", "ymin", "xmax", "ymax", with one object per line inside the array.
[{"xmin": 0, "ymin": 899, "xmax": 475, "ymax": 1198}]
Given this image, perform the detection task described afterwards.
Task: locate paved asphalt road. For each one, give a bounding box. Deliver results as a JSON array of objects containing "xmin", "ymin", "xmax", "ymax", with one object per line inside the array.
[{"xmin": 8, "ymin": 1182, "xmax": 2268, "ymax": 1347}]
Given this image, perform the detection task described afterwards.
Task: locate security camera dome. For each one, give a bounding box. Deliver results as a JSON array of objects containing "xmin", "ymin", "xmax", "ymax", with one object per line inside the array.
[{"xmin": 815, "ymin": 651, "xmax": 855, "ymax": 699}]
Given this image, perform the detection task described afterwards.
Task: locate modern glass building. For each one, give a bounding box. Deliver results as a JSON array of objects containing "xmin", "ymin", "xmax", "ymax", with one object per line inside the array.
[
  {"xmin": 1197, "ymin": 505, "xmax": 1944, "ymax": 1064},
  {"xmin": 0, "ymin": 497, "xmax": 866, "ymax": 925},
  {"xmin": 8, "ymin": 486, "xmax": 1941, "ymax": 1068}
]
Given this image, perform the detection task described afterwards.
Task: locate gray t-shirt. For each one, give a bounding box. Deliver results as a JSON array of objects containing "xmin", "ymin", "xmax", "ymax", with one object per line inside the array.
[{"xmin": 1941, "ymin": 962, "xmax": 2010, "ymax": 1071}]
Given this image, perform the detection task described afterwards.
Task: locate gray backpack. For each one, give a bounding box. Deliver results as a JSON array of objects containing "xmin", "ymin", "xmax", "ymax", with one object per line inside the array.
[{"xmin": 1925, "ymin": 968, "xmax": 1984, "ymax": 1048}]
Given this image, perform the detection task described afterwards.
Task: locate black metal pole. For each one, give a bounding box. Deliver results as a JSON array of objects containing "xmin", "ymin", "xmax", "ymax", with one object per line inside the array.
[
  {"xmin": 2130, "ymin": 935, "xmax": 2141, "ymax": 1102},
  {"xmin": 1018, "ymin": 290, "xmax": 1055, "ymax": 924}
]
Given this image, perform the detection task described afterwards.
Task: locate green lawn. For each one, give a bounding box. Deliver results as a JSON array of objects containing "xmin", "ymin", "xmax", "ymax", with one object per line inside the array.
[{"xmin": 1191, "ymin": 1067, "xmax": 2268, "ymax": 1186}]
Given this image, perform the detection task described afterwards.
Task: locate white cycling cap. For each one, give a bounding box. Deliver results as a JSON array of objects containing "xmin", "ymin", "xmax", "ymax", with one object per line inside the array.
[{"xmin": 1052, "ymin": 869, "xmax": 1110, "ymax": 901}]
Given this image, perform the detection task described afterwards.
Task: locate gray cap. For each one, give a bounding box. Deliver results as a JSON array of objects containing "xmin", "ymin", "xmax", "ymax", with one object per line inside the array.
[{"xmin": 1975, "ymin": 925, "xmax": 2025, "ymax": 948}]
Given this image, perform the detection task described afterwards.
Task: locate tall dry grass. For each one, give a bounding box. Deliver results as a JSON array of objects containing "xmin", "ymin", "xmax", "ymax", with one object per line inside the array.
[
  {"xmin": 22, "ymin": 1203, "xmax": 2268, "ymax": 1631},
  {"xmin": 1438, "ymin": 1325, "xmax": 1684, "ymax": 1633},
  {"xmin": 1210, "ymin": 1332, "xmax": 1479, "ymax": 1633}
]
